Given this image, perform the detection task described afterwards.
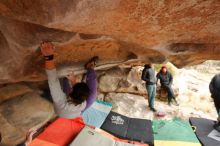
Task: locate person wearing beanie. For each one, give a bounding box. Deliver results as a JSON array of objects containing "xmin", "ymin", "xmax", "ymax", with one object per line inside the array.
[{"xmin": 156, "ymin": 65, "xmax": 178, "ymax": 106}]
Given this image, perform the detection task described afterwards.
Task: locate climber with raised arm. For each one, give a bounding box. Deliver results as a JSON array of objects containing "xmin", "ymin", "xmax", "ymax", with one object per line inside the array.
[{"xmin": 40, "ymin": 41, "xmax": 98, "ymax": 119}]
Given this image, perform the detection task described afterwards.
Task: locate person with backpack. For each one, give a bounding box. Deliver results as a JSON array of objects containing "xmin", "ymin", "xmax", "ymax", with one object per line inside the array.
[
  {"xmin": 156, "ymin": 65, "xmax": 178, "ymax": 106},
  {"xmin": 142, "ymin": 64, "xmax": 157, "ymax": 112}
]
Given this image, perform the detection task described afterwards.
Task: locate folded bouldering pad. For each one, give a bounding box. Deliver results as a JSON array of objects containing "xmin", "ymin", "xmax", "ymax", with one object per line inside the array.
[
  {"xmin": 153, "ymin": 118, "xmax": 201, "ymax": 146},
  {"xmin": 189, "ymin": 117, "xmax": 220, "ymax": 146},
  {"xmin": 96, "ymin": 128, "xmax": 149, "ymax": 146},
  {"xmin": 30, "ymin": 117, "xmax": 86, "ymax": 146},
  {"xmin": 29, "ymin": 139, "xmax": 58, "ymax": 146},
  {"xmin": 82, "ymin": 100, "xmax": 112, "ymax": 128},
  {"xmin": 69, "ymin": 126, "xmax": 140, "ymax": 146},
  {"xmin": 101, "ymin": 111, "xmax": 154, "ymax": 146}
]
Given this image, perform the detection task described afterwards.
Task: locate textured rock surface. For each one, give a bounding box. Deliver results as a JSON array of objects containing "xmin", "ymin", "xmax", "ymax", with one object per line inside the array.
[
  {"xmin": 0, "ymin": 92, "xmax": 55, "ymax": 146},
  {"xmin": 0, "ymin": 0, "xmax": 219, "ymax": 83},
  {"xmin": 98, "ymin": 67, "xmax": 125, "ymax": 92},
  {"xmin": 98, "ymin": 67, "xmax": 147, "ymax": 94},
  {"xmin": 98, "ymin": 66, "xmax": 179, "ymax": 96},
  {"xmin": 0, "ymin": 83, "xmax": 32, "ymax": 104}
]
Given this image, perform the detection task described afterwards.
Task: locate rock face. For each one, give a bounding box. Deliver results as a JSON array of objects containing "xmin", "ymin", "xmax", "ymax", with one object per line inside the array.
[
  {"xmin": 0, "ymin": 0, "xmax": 219, "ymax": 83},
  {"xmin": 98, "ymin": 66, "xmax": 179, "ymax": 97},
  {"xmin": 0, "ymin": 83, "xmax": 32, "ymax": 104},
  {"xmin": 0, "ymin": 92, "xmax": 55, "ymax": 146}
]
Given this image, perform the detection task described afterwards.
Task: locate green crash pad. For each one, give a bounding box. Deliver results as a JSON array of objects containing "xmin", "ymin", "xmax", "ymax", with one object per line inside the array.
[{"xmin": 152, "ymin": 118, "xmax": 201, "ymax": 146}]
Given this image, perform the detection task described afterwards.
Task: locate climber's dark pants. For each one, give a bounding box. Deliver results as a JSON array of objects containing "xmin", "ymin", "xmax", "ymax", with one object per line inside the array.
[{"xmin": 162, "ymin": 85, "xmax": 176, "ymax": 103}]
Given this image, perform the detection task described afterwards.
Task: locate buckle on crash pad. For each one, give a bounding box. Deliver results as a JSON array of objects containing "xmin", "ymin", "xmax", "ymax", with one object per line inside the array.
[{"xmin": 191, "ymin": 126, "xmax": 197, "ymax": 132}]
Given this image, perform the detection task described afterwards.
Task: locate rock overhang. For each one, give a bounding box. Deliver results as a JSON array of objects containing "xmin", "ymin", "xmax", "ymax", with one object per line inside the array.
[{"xmin": 0, "ymin": 0, "xmax": 219, "ymax": 83}]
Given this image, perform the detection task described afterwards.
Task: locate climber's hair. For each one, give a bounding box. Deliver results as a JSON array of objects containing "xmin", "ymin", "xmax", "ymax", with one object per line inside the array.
[
  {"xmin": 144, "ymin": 64, "xmax": 152, "ymax": 68},
  {"xmin": 68, "ymin": 82, "xmax": 90, "ymax": 105}
]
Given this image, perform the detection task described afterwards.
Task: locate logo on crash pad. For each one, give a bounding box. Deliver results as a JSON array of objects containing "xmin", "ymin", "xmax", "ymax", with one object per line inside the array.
[{"xmin": 111, "ymin": 115, "xmax": 124, "ymax": 125}]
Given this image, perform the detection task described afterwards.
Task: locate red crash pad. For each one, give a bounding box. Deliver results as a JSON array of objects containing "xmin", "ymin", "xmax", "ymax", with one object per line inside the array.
[{"xmin": 32, "ymin": 117, "xmax": 86, "ymax": 146}]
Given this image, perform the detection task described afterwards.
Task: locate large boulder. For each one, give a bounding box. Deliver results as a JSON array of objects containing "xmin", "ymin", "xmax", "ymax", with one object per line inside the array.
[
  {"xmin": 0, "ymin": 83, "xmax": 32, "ymax": 104},
  {"xmin": 98, "ymin": 65, "xmax": 180, "ymax": 97},
  {"xmin": 0, "ymin": 0, "xmax": 219, "ymax": 84},
  {"xmin": 98, "ymin": 66, "xmax": 148, "ymax": 95},
  {"xmin": 0, "ymin": 92, "xmax": 55, "ymax": 146},
  {"xmin": 105, "ymin": 92, "xmax": 154, "ymax": 119},
  {"xmin": 98, "ymin": 67, "xmax": 125, "ymax": 92}
]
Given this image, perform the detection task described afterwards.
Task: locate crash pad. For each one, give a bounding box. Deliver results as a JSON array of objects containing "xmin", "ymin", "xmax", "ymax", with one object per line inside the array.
[
  {"xmin": 29, "ymin": 138, "xmax": 58, "ymax": 146},
  {"xmin": 189, "ymin": 117, "xmax": 220, "ymax": 146},
  {"xmin": 153, "ymin": 118, "xmax": 201, "ymax": 146},
  {"xmin": 30, "ymin": 117, "xmax": 85, "ymax": 146},
  {"xmin": 69, "ymin": 126, "xmax": 141, "ymax": 146},
  {"xmin": 101, "ymin": 111, "xmax": 154, "ymax": 146},
  {"xmin": 96, "ymin": 128, "xmax": 149, "ymax": 146},
  {"xmin": 82, "ymin": 100, "xmax": 112, "ymax": 128}
]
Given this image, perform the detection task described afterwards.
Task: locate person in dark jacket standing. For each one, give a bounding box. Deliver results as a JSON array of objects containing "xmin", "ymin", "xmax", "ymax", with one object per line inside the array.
[
  {"xmin": 156, "ymin": 65, "xmax": 178, "ymax": 106},
  {"xmin": 209, "ymin": 73, "xmax": 220, "ymax": 122},
  {"xmin": 142, "ymin": 64, "xmax": 157, "ymax": 112}
]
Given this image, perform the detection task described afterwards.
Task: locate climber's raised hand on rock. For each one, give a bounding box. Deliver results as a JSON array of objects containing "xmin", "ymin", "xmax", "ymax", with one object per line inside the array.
[
  {"xmin": 40, "ymin": 41, "xmax": 55, "ymax": 70},
  {"xmin": 40, "ymin": 41, "xmax": 55, "ymax": 56}
]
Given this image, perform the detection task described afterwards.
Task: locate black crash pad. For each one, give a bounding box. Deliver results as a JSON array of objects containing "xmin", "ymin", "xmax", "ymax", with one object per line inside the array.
[
  {"xmin": 101, "ymin": 111, "xmax": 154, "ymax": 146},
  {"xmin": 189, "ymin": 117, "xmax": 220, "ymax": 146}
]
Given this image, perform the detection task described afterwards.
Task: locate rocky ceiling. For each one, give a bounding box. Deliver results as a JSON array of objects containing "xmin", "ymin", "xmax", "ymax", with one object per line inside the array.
[{"xmin": 0, "ymin": 0, "xmax": 219, "ymax": 84}]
